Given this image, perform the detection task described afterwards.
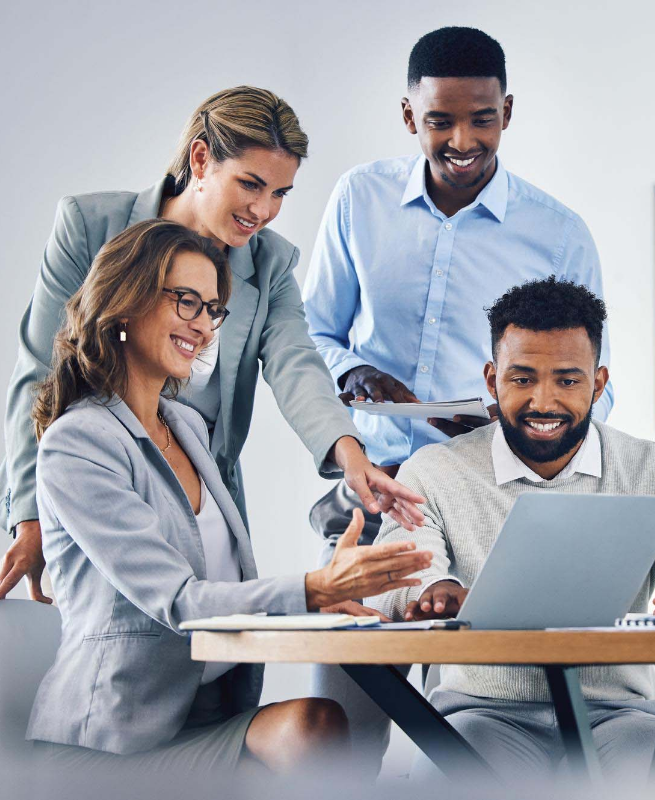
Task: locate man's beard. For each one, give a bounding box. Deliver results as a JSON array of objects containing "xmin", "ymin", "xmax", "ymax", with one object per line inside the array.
[{"xmin": 496, "ymin": 401, "xmax": 594, "ymax": 464}]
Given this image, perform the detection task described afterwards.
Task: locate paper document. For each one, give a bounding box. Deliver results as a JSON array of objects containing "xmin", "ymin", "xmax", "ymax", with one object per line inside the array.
[
  {"xmin": 179, "ymin": 614, "xmax": 380, "ymax": 631},
  {"xmin": 350, "ymin": 398, "xmax": 490, "ymax": 421}
]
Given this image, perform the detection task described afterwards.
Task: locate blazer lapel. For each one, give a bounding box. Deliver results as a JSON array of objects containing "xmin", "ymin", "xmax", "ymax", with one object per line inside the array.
[
  {"xmin": 162, "ymin": 401, "xmax": 258, "ymax": 581},
  {"xmin": 214, "ymin": 243, "xmax": 260, "ymax": 458},
  {"xmin": 127, "ymin": 177, "xmax": 171, "ymax": 225}
]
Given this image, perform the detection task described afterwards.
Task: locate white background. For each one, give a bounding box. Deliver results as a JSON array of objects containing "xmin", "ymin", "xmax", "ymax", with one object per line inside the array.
[{"xmin": 2, "ymin": 0, "xmax": 654, "ymax": 774}]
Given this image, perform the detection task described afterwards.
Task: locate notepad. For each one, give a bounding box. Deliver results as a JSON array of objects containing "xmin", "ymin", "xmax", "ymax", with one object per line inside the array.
[
  {"xmin": 179, "ymin": 614, "xmax": 380, "ymax": 631},
  {"xmin": 349, "ymin": 398, "xmax": 490, "ymax": 421}
]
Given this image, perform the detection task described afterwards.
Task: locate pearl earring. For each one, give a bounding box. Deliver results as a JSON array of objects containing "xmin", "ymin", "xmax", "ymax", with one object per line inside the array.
[
  {"xmin": 194, "ymin": 175, "xmax": 203, "ymax": 192},
  {"xmin": 119, "ymin": 322, "xmax": 127, "ymax": 342}
]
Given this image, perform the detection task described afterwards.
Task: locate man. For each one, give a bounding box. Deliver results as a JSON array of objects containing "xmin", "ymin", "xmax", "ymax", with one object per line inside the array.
[
  {"xmin": 303, "ymin": 26, "xmax": 613, "ymax": 562},
  {"xmin": 369, "ymin": 277, "xmax": 655, "ymax": 786}
]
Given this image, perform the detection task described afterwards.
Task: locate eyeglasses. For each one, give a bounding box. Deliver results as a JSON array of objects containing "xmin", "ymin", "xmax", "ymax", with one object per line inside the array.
[{"xmin": 162, "ymin": 288, "xmax": 230, "ymax": 330}]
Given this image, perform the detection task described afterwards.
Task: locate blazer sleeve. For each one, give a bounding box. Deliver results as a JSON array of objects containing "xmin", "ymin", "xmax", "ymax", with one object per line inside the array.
[
  {"xmin": 257, "ymin": 246, "xmax": 364, "ymax": 476},
  {"xmin": 3, "ymin": 197, "xmax": 91, "ymax": 531},
  {"xmin": 37, "ymin": 419, "xmax": 308, "ymax": 632}
]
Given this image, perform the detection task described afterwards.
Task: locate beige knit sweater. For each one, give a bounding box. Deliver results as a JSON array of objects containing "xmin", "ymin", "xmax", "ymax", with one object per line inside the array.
[{"xmin": 368, "ymin": 422, "xmax": 655, "ymax": 702}]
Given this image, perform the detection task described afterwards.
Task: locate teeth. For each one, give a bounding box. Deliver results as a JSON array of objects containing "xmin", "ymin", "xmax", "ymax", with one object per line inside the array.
[
  {"xmin": 526, "ymin": 421, "xmax": 563, "ymax": 432},
  {"xmin": 447, "ymin": 156, "xmax": 476, "ymax": 167},
  {"xmin": 235, "ymin": 216, "xmax": 255, "ymax": 228},
  {"xmin": 172, "ymin": 337, "xmax": 194, "ymax": 353}
]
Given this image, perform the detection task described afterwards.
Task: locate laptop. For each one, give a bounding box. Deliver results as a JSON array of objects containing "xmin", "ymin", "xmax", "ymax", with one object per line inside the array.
[{"xmin": 456, "ymin": 494, "xmax": 655, "ymax": 630}]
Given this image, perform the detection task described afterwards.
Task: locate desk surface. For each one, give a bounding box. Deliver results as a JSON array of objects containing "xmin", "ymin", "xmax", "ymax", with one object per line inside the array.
[{"xmin": 191, "ymin": 629, "xmax": 655, "ymax": 666}]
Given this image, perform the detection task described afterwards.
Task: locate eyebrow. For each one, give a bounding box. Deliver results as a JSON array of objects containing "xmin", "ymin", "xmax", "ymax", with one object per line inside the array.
[
  {"xmin": 507, "ymin": 364, "xmax": 587, "ymax": 376},
  {"xmin": 423, "ymin": 107, "xmax": 498, "ymax": 119},
  {"xmin": 172, "ymin": 286, "xmax": 220, "ymax": 303},
  {"xmin": 244, "ymin": 172, "xmax": 294, "ymax": 192}
]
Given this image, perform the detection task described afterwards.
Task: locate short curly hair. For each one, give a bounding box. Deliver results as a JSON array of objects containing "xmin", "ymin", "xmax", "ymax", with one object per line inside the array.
[
  {"xmin": 487, "ymin": 276, "xmax": 607, "ymax": 365},
  {"xmin": 408, "ymin": 27, "xmax": 507, "ymax": 93}
]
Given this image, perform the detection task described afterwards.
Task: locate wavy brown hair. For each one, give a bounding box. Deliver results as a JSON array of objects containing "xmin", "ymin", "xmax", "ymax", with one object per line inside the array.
[{"xmin": 33, "ymin": 219, "xmax": 230, "ymax": 440}]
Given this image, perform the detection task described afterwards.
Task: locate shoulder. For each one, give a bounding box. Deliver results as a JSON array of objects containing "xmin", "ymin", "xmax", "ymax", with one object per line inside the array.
[
  {"xmin": 336, "ymin": 155, "xmax": 419, "ymax": 193},
  {"xmin": 249, "ymin": 226, "xmax": 297, "ymax": 265},
  {"xmin": 506, "ymin": 171, "xmax": 588, "ymax": 230},
  {"xmin": 57, "ymin": 189, "xmax": 138, "ymax": 231},
  {"xmin": 595, "ymin": 421, "xmax": 655, "ymax": 465},
  {"xmin": 400, "ymin": 424, "xmax": 496, "ymax": 483}
]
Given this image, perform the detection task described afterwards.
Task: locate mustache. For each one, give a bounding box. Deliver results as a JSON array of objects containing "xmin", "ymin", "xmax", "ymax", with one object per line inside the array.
[{"xmin": 519, "ymin": 412, "xmax": 573, "ymax": 423}]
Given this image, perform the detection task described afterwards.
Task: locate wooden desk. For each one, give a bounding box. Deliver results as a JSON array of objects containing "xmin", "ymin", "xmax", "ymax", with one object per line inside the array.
[{"xmin": 191, "ymin": 629, "xmax": 655, "ymax": 785}]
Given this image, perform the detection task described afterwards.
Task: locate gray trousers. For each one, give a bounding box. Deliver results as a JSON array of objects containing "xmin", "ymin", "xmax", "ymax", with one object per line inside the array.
[
  {"xmin": 310, "ymin": 480, "xmax": 393, "ymax": 779},
  {"xmin": 412, "ymin": 689, "xmax": 655, "ymax": 793}
]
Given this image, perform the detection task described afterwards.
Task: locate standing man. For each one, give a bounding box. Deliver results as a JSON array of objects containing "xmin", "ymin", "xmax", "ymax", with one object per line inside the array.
[
  {"xmin": 303, "ymin": 26, "xmax": 612, "ymax": 562},
  {"xmin": 302, "ymin": 26, "xmax": 613, "ymax": 772}
]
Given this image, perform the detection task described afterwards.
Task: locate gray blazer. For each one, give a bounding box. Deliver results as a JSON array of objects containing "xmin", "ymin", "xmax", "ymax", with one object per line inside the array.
[
  {"xmin": 27, "ymin": 395, "xmax": 308, "ymax": 754},
  {"xmin": 2, "ymin": 177, "xmax": 361, "ymax": 531}
]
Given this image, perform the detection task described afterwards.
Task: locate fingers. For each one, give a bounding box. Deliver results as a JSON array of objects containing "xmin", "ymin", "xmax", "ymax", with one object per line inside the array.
[
  {"xmin": 348, "ymin": 475, "xmax": 381, "ymax": 516},
  {"xmin": 338, "ymin": 392, "xmax": 355, "ymax": 406},
  {"xmin": 363, "ymin": 539, "xmax": 419, "ymax": 560},
  {"xmin": 427, "ymin": 418, "xmax": 473, "ymax": 438},
  {"xmin": 0, "ymin": 564, "xmax": 23, "ymax": 600},
  {"xmin": 28, "ymin": 574, "xmax": 53, "ymax": 605},
  {"xmin": 452, "ymin": 414, "xmax": 492, "ymax": 429},
  {"xmin": 335, "ymin": 508, "xmax": 366, "ymax": 550},
  {"xmin": 372, "ymin": 549, "xmax": 432, "ymax": 576}
]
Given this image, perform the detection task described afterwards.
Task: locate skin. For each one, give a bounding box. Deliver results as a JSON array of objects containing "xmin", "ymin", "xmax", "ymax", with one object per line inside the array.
[
  {"xmin": 405, "ymin": 325, "xmax": 609, "ymax": 621},
  {"xmin": 341, "ymin": 76, "xmax": 512, "ymax": 445},
  {"xmin": 0, "ymin": 143, "xmax": 428, "ymax": 603}
]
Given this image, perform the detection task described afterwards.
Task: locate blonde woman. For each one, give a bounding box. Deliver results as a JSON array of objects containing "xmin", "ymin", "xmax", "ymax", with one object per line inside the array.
[
  {"xmin": 0, "ymin": 86, "xmax": 424, "ymax": 603},
  {"xmin": 29, "ymin": 219, "xmax": 431, "ymax": 772}
]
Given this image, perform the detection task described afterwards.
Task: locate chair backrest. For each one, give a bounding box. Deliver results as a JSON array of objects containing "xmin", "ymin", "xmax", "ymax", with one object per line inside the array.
[{"xmin": 0, "ymin": 599, "xmax": 61, "ymax": 752}]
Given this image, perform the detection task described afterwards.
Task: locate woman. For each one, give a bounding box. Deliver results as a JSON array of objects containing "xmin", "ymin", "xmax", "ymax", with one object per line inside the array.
[
  {"xmin": 28, "ymin": 220, "xmax": 431, "ymax": 774},
  {"xmin": 0, "ymin": 86, "xmax": 424, "ymax": 603}
]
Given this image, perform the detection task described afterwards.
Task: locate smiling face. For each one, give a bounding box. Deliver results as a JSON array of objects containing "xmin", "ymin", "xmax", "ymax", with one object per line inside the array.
[
  {"xmin": 189, "ymin": 144, "xmax": 299, "ymax": 249},
  {"xmin": 402, "ymin": 76, "xmax": 512, "ymax": 205},
  {"xmin": 484, "ymin": 326, "xmax": 609, "ymax": 477},
  {"xmin": 122, "ymin": 250, "xmax": 220, "ymax": 386}
]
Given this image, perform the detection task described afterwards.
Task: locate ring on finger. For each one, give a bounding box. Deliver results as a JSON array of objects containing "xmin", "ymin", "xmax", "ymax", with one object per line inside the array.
[{"xmin": 387, "ymin": 571, "xmax": 393, "ymax": 582}]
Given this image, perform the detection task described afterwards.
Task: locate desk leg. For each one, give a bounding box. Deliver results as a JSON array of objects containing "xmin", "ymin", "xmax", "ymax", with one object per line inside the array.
[
  {"xmin": 340, "ymin": 664, "xmax": 499, "ymax": 786},
  {"xmin": 544, "ymin": 666, "xmax": 602, "ymax": 783}
]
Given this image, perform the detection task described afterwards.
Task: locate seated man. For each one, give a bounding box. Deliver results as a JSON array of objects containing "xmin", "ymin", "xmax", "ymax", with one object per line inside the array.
[{"xmin": 368, "ymin": 276, "xmax": 655, "ymax": 787}]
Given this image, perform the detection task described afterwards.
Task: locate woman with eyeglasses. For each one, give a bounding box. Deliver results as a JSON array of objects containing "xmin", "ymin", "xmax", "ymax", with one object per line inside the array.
[
  {"xmin": 0, "ymin": 86, "xmax": 424, "ymax": 604},
  {"xmin": 27, "ymin": 219, "xmax": 431, "ymax": 775}
]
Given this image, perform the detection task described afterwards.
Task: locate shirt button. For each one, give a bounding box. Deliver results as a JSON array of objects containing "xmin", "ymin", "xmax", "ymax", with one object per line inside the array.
[
  {"xmin": 436, "ymin": 270, "xmax": 444, "ymax": 277},
  {"xmin": 444, "ymin": 222, "xmax": 453, "ymax": 230},
  {"xmin": 420, "ymin": 365, "xmax": 429, "ymax": 373},
  {"xmin": 428, "ymin": 317, "xmax": 436, "ymax": 325}
]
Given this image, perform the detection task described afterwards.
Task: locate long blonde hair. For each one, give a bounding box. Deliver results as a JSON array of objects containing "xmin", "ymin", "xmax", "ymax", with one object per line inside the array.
[
  {"xmin": 167, "ymin": 86, "xmax": 309, "ymax": 192},
  {"xmin": 33, "ymin": 219, "xmax": 230, "ymax": 440}
]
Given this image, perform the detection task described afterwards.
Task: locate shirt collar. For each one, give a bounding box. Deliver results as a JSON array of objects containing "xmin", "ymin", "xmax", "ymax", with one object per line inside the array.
[
  {"xmin": 400, "ymin": 155, "xmax": 508, "ymax": 223},
  {"xmin": 492, "ymin": 422, "xmax": 602, "ymax": 486}
]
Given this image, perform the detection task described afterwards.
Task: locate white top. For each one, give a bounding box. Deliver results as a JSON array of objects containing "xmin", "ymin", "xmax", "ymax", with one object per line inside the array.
[
  {"xmin": 196, "ymin": 476, "xmax": 242, "ymax": 684},
  {"xmin": 491, "ymin": 423, "xmax": 602, "ymax": 486}
]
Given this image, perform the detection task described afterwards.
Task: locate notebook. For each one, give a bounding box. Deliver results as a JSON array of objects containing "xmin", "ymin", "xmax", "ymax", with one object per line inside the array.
[
  {"xmin": 179, "ymin": 613, "xmax": 380, "ymax": 631},
  {"xmin": 349, "ymin": 398, "xmax": 489, "ymax": 422}
]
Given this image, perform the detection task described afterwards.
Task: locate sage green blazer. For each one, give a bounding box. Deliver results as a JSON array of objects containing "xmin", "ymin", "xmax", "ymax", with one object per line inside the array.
[{"xmin": 2, "ymin": 177, "xmax": 361, "ymax": 531}]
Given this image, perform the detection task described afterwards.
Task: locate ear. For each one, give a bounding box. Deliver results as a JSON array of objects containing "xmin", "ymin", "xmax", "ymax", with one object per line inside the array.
[
  {"xmin": 401, "ymin": 97, "xmax": 418, "ymax": 135},
  {"xmin": 484, "ymin": 361, "xmax": 498, "ymax": 400},
  {"xmin": 189, "ymin": 139, "xmax": 211, "ymax": 179},
  {"xmin": 502, "ymin": 95, "xmax": 514, "ymax": 130},
  {"xmin": 592, "ymin": 365, "xmax": 609, "ymax": 404}
]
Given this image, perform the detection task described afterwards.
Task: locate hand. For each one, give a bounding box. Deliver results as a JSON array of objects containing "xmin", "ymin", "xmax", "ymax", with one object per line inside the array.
[
  {"xmin": 338, "ymin": 365, "xmax": 419, "ymax": 406},
  {"xmin": 428, "ymin": 403, "xmax": 499, "ymax": 438},
  {"xmin": 0, "ymin": 519, "xmax": 52, "ymax": 604},
  {"xmin": 320, "ymin": 600, "xmax": 391, "ymax": 622},
  {"xmin": 404, "ymin": 580, "xmax": 468, "ymax": 621},
  {"xmin": 332, "ymin": 436, "xmax": 425, "ymax": 530},
  {"xmin": 305, "ymin": 509, "xmax": 432, "ymax": 610}
]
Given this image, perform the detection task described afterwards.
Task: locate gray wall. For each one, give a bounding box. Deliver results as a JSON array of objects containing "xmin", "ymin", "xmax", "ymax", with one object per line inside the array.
[{"xmin": 2, "ymin": 0, "xmax": 654, "ymax": 773}]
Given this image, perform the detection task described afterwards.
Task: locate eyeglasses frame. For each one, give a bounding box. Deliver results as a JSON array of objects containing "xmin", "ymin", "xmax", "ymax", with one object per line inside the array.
[{"xmin": 162, "ymin": 287, "xmax": 230, "ymax": 330}]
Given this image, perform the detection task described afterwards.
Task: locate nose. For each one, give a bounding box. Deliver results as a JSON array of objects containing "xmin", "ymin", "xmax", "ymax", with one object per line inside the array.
[
  {"xmin": 189, "ymin": 309, "xmax": 214, "ymax": 343},
  {"xmin": 527, "ymin": 383, "xmax": 558, "ymax": 415},
  {"xmin": 247, "ymin": 195, "xmax": 272, "ymax": 223},
  {"xmin": 448, "ymin": 123, "xmax": 476, "ymax": 155}
]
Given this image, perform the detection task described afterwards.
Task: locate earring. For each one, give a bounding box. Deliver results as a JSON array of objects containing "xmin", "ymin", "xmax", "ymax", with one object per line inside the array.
[
  {"xmin": 194, "ymin": 175, "xmax": 203, "ymax": 192},
  {"xmin": 119, "ymin": 322, "xmax": 127, "ymax": 342}
]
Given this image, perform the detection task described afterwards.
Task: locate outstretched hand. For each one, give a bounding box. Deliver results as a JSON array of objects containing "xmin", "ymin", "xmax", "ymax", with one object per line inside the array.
[
  {"xmin": 338, "ymin": 365, "xmax": 419, "ymax": 406},
  {"xmin": 0, "ymin": 520, "xmax": 52, "ymax": 604}
]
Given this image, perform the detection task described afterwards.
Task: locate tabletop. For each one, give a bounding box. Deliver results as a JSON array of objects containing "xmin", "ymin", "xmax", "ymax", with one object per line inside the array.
[{"xmin": 190, "ymin": 628, "xmax": 655, "ymax": 665}]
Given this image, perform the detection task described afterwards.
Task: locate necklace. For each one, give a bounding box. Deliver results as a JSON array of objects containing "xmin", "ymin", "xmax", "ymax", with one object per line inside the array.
[{"xmin": 157, "ymin": 412, "xmax": 172, "ymax": 453}]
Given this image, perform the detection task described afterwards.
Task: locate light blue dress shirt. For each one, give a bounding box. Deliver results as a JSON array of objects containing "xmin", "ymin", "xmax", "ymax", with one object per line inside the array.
[{"xmin": 303, "ymin": 155, "xmax": 613, "ymax": 466}]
